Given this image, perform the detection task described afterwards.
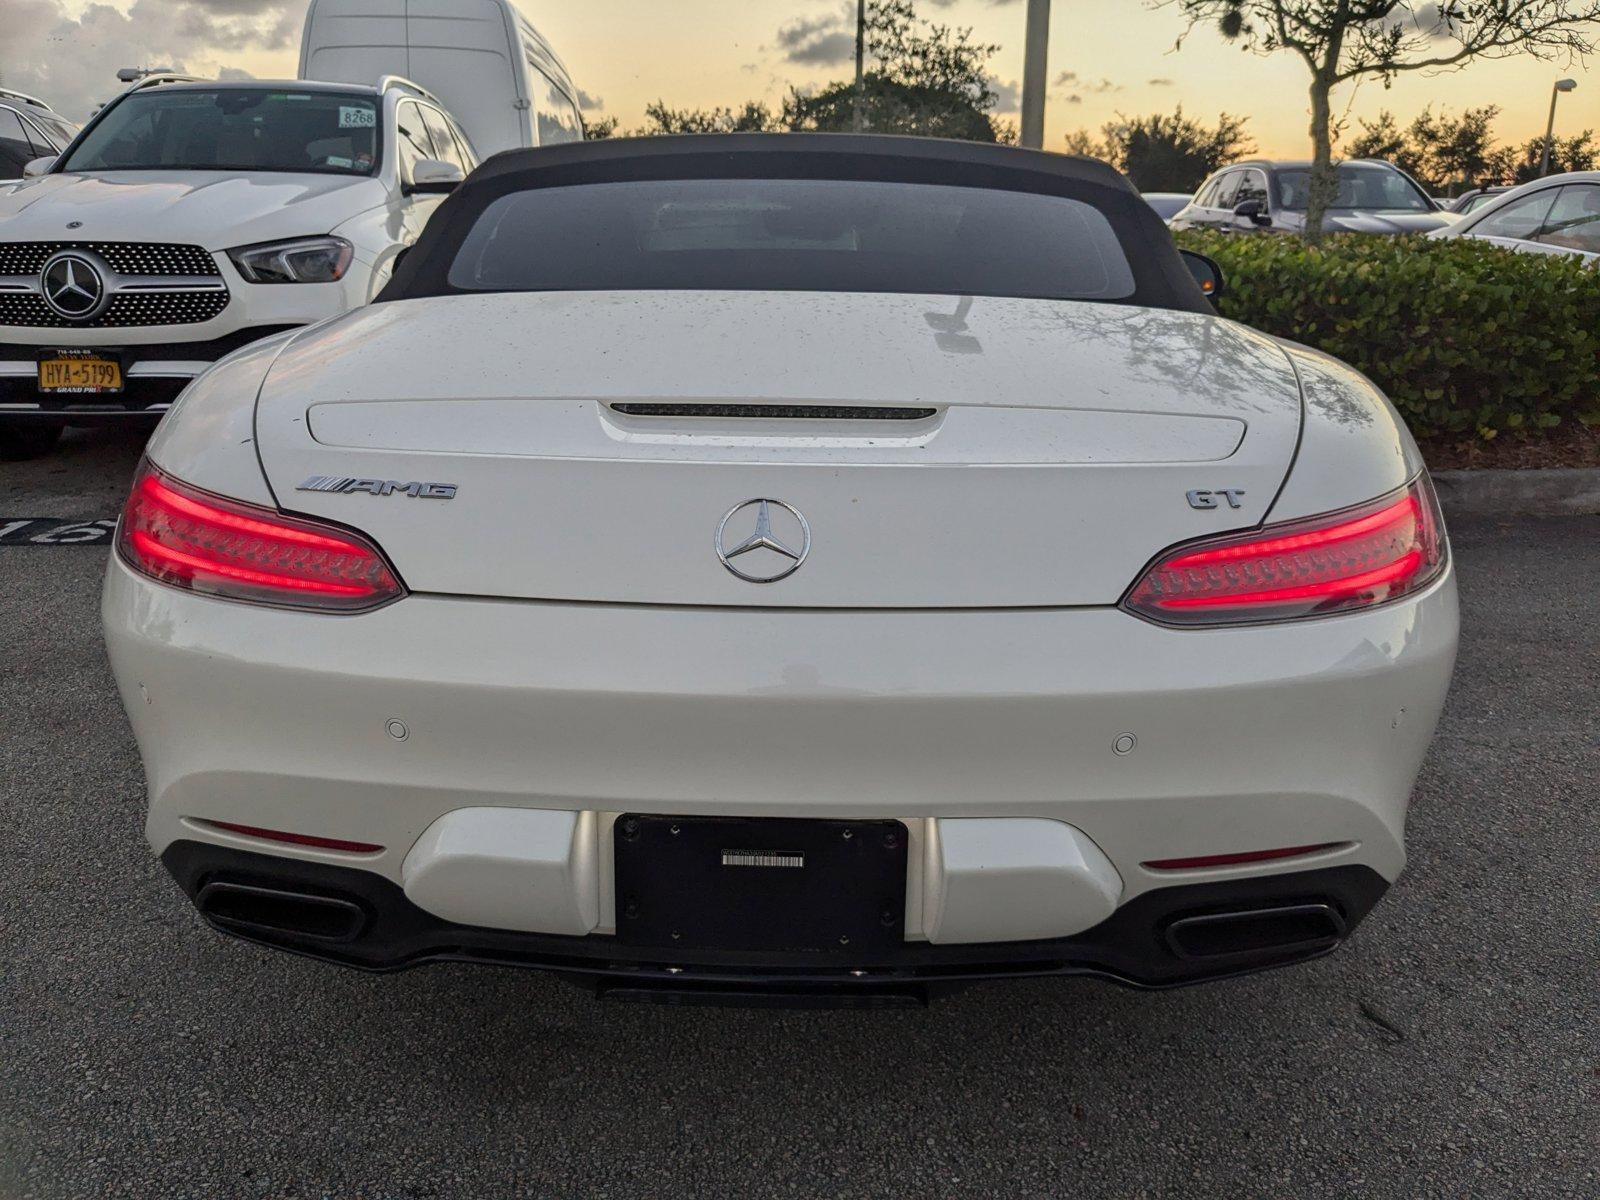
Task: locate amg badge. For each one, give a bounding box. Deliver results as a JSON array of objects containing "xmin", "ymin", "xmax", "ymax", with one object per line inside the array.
[{"xmin": 297, "ymin": 476, "xmax": 458, "ymax": 500}]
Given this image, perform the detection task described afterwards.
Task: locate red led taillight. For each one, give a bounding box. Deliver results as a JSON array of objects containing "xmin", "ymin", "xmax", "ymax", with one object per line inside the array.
[
  {"xmin": 1123, "ymin": 476, "xmax": 1446, "ymax": 627},
  {"xmin": 117, "ymin": 460, "xmax": 403, "ymax": 612}
]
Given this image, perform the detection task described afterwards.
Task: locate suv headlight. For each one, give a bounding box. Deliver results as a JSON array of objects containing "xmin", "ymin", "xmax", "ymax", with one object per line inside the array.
[{"xmin": 228, "ymin": 236, "xmax": 354, "ymax": 284}]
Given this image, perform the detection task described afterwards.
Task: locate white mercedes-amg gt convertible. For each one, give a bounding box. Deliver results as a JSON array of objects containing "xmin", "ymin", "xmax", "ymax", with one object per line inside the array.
[{"xmin": 103, "ymin": 136, "xmax": 1458, "ymax": 1005}]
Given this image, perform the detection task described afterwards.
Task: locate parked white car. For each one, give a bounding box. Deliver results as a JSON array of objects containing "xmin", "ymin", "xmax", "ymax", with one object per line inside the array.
[
  {"xmin": 1428, "ymin": 171, "xmax": 1600, "ymax": 264},
  {"xmin": 102, "ymin": 136, "xmax": 1458, "ymax": 1006},
  {"xmin": 0, "ymin": 74, "xmax": 475, "ymax": 459}
]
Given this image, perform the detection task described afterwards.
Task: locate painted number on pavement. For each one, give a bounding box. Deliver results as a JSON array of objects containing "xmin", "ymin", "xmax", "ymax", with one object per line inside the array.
[{"xmin": 0, "ymin": 518, "xmax": 118, "ymax": 546}]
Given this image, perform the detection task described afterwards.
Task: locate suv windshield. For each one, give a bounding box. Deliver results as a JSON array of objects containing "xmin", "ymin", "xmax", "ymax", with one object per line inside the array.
[
  {"xmin": 446, "ymin": 178, "xmax": 1137, "ymax": 301},
  {"xmin": 61, "ymin": 88, "xmax": 379, "ymax": 175},
  {"xmin": 1276, "ymin": 164, "xmax": 1430, "ymax": 212}
]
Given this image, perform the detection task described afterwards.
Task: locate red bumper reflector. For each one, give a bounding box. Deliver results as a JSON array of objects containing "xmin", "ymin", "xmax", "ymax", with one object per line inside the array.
[
  {"xmin": 1123, "ymin": 476, "xmax": 1446, "ymax": 626},
  {"xmin": 1143, "ymin": 843, "xmax": 1344, "ymax": 871},
  {"xmin": 201, "ymin": 820, "xmax": 384, "ymax": 855},
  {"xmin": 117, "ymin": 460, "xmax": 403, "ymax": 612}
]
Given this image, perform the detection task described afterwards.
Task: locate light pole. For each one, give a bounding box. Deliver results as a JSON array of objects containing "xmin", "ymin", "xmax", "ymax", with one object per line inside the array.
[
  {"xmin": 852, "ymin": 0, "xmax": 866, "ymax": 133},
  {"xmin": 1539, "ymin": 79, "xmax": 1578, "ymax": 177},
  {"xmin": 1020, "ymin": 0, "xmax": 1051, "ymax": 149}
]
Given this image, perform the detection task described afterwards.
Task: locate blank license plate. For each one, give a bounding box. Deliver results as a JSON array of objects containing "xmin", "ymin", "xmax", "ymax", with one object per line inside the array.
[
  {"xmin": 614, "ymin": 814, "xmax": 909, "ymax": 955},
  {"xmin": 38, "ymin": 353, "xmax": 122, "ymax": 394}
]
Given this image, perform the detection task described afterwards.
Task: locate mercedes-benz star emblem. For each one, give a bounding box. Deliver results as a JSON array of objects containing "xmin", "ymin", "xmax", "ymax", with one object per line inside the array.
[
  {"xmin": 716, "ymin": 499, "xmax": 811, "ymax": 583},
  {"xmin": 40, "ymin": 252, "xmax": 106, "ymax": 321}
]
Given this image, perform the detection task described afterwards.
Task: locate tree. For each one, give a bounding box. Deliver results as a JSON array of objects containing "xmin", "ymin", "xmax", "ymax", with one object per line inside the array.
[
  {"xmin": 1500, "ymin": 129, "xmax": 1599, "ymax": 181},
  {"xmin": 1074, "ymin": 108, "xmax": 1255, "ymax": 191},
  {"xmin": 1169, "ymin": 1, "xmax": 1600, "ymax": 239},
  {"xmin": 1345, "ymin": 104, "xmax": 1593, "ymax": 191},
  {"xmin": 639, "ymin": 100, "xmax": 780, "ymax": 135},
  {"xmin": 784, "ymin": 0, "xmax": 1006, "ymax": 141},
  {"xmin": 590, "ymin": 2, "xmax": 1004, "ymax": 143},
  {"xmin": 1062, "ymin": 128, "xmax": 1110, "ymax": 158},
  {"xmin": 1346, "ymin": 109, "xmax": 1425, "ymax": 177},
  {"xmin": 582, "ymin": 115, "xmax": 619, "ymax": 141},
  {"xmin": 1411, "ymin": 105, "xmax": 1502, "ymax": 194},
  {"xmin": 1349, "ymin": 105, "xmax": 1500, "ymax": 194}
]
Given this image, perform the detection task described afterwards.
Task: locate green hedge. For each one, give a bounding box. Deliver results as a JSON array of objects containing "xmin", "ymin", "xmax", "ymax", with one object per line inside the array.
[{"xmin": 1174, "ymin": 230, "xmax": 1600, "ymax": 440}]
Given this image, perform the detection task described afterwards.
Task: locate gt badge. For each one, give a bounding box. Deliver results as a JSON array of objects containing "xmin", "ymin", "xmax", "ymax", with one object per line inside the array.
[
  {"xmin": 298, "ymin": 476, "xmax": 458, "ymax": 499},
  {"xmin": 1187, "ymin": 488, "xmax": 1246, "ymax": 510}
]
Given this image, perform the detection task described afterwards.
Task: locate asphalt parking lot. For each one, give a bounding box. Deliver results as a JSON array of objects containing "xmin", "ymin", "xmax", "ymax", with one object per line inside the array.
[{"xmin": 1, "ymin": 427, "xmax": 1595, "ymax": 1200}]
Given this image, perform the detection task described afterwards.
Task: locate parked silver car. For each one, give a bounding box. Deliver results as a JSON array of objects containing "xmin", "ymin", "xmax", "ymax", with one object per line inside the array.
[
  {"xmin": 1171, "ymin": 159, "xmax": 1457, "ymax": 236},
  {"xmin": 1428, "ymin": 172, "xmax": 1599, "ymax": 264},
  {"xmin": 1449, "ymin": 186, "xmax": 1513, "ymax": 215},
  {"xmin": 0, "ymin": 88, "xmax": 77, "ymax": 183},
  {"xmin": 1141, "ymin": 191, "xmax": 1192, "ymax": 222}
]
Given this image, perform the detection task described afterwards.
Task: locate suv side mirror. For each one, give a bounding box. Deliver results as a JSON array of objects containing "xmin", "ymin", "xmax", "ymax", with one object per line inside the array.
[
  {"xmin": 1179, "ymin": 249, "xmax": 1225, "ymax": 304},
  {"xmin": 23, "ymin": 156, "xmax": 56, "ymax": 178},
  {"xmin": 404, "ymin": 158, "xmax": 464, "ymax": 196},
  {"xmin": 1233, "ymin": 198, "xmax": 1270, "ymax": 227}
]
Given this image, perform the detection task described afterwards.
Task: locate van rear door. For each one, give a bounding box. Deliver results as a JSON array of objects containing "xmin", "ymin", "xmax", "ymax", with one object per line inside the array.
[
  {"xmin": 299, "ymin": 0, "xmax": 409, "ymax": 96},
  {"xmin": 403, "ymin": 0, "xmax": 527, "ymax": 156},
  {"xmin": 299, "ymin": 0, "xmax": 529, "ymax": 157}
]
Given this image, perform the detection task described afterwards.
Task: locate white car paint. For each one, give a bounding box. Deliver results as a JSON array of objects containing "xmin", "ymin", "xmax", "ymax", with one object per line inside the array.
[
  {"xmin": 252, "ymin": 291, "xmax": 1300, "ymax": 608},
  {"xmin": 104, "ymin": 541, "xmax": 1455, "ymax": 931},
  {"xmin": 101, "ymin": 144, "xmax": 1459, "ymax": 994},
  {"xmin": 107, "ymin": 300, "xmax": 1457, "ymax": 926},
  {"xmin": 402, "ymin": 808, "xmax": 602, "ymax": 937},
  {"xmin": 923, "ymin": 819, "xmax": 1123, "ymax": 944}
]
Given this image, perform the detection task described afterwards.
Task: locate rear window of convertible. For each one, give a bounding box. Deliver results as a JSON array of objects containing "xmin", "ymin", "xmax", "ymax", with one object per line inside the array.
[{"xmin": 445, "ymin": 178, "xmax": 1137, "ymax": 301}]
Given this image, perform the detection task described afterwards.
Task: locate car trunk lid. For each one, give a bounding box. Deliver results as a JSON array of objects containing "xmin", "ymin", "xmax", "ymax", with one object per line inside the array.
[{"xmin": 253, "ymin": 290, "xmax": 1302, "ymax": 609}]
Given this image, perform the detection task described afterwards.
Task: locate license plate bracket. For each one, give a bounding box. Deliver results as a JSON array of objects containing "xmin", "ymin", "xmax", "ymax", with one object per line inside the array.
[
  {"xmin": 614, "ymin": 815, "xmax": 908, "ymax": 955},
  {"xmin": 37, "ymin": 350, "xmax": 123, "ymax": 395}
]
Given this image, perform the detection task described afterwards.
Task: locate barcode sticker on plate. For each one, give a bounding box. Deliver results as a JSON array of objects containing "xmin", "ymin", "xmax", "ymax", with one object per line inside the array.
[{"xmin": 721, "ymin": 850, "xmax": 805, "ymax": 869}]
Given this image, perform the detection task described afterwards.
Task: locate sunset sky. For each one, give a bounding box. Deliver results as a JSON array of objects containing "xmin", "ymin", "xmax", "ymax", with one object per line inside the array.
[{"xmin": 3, "ymin": 1, "xmax": 1596, "ymax": 158}]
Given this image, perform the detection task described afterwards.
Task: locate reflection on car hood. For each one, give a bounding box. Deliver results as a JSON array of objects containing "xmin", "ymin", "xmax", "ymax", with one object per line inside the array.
[
  {"xmin": 1279, "ymin": 209, "xmax": 1457, "ymax": 235},
  {"xmin": 1325, "ymin": 211, "xmax": 1458, "ymax": 234},
  {"xmin": 0, "ymin": 170, "xmax": 387, "ymax": 249}
]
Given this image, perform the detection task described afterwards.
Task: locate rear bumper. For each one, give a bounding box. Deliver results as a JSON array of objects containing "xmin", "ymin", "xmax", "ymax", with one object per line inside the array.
[
  {"xmin": 163, "ymin": 840, "xmax": 1390, "ymax": 1002},
  {"xmin": 105, "ymin": 553, "xmax": 1457, "ymax": 986}
]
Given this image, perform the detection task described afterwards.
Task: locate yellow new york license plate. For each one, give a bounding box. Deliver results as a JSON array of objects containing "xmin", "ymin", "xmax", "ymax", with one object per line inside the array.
[{"xmin": 38, "ymin": 354, "xmax": 123, "ymax": 394}]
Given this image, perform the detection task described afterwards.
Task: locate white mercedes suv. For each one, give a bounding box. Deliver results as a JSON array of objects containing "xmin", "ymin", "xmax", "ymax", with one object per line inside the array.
[{"xmin": 0, "ymin": 74, "xmax": 475, "ymax": 459}]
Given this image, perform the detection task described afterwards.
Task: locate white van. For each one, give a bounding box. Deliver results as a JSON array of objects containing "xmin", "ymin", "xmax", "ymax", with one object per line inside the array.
[{"xmin": 299, "ymin": 0, "xmax": 583, "ymax": 158}]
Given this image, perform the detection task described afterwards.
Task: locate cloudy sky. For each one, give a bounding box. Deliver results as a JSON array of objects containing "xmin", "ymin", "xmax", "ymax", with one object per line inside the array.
[{"xmin": 2, "ymin": 0, "xmax": 1595, "ymax": 156}]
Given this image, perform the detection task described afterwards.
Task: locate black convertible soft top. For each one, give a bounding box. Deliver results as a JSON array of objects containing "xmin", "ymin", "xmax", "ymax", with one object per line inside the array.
[{"xmin": 381, "ymin": 133, "xmax": 1212, "ymax": 314}]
